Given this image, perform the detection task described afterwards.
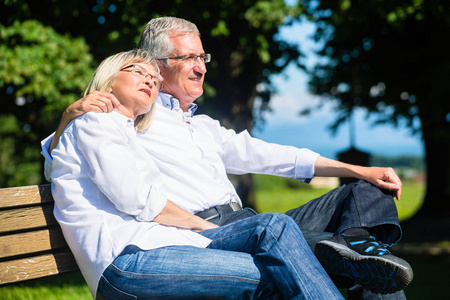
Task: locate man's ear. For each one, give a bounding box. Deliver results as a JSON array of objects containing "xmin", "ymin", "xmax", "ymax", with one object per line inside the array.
[
  {"xmin": 157, "ymin": 71, "xmax": 165, "ymax": 91},
  {"xmin": 158, "ymin": 69, "xmax": 166, "ymax": 82}
]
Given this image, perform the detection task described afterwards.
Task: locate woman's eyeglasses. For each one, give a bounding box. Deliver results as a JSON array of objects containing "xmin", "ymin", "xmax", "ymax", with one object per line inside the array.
[{"xmin": 120, "ymin": 64, "xmax": 162, "ymax": 90}]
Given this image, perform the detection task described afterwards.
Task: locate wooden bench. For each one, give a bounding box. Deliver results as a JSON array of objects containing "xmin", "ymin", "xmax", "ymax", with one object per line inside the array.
[{"xmin": 0, "ymin": 184, "xmax": 79, "ymax": 286}]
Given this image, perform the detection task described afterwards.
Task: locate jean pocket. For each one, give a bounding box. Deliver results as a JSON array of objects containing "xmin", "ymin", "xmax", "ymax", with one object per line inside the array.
[{"xmin": 97, "ymin": 275, "xmax": 137, "ymax": 300}]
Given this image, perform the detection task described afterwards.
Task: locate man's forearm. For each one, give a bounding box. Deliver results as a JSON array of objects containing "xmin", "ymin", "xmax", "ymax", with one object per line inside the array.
[
  {"xmin": 314, "ymin": 156, "xmax": 364, "ymax": 178},
  {"xmin": 49, "ymin": 111, "xmax": 74, "ymax": 153},
  {"xmin": 314, "ymin": 155, "xmax": 402, "ymax": 200},
  {"xmin": 49, "ymin": 92, "xmax": 121, "ymax": 154}
]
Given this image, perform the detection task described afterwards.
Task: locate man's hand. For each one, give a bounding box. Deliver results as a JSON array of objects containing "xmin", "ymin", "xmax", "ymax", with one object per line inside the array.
[
  {"xmin": 49, "ymin": 92, "xmax": 121, "ymax": 153},
  {"xmin": 65, "ymin": 91, "xmax": 121, "ymax": 118},
  {"xmin": 359, "ymin": 166, "xmax": 402, "ymax": 200},
  {"xmin": 314, "ymin": 156, "xmax": 403, "ymax": 200}
]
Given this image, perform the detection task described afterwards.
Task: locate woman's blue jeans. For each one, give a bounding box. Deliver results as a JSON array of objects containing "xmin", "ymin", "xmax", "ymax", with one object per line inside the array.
[{"xmin": 97, "ymin": 213, "xmax": 343, "ymax": 299}]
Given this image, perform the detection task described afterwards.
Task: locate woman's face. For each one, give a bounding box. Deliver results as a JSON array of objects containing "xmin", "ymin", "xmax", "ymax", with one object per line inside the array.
[{"xmin": 111, "ymin": 63, "xmax": 160, "ymax": 119}]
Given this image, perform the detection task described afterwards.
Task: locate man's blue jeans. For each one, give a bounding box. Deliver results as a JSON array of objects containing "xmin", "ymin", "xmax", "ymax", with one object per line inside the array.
[
  {"xmin": 211, "ymin": 180, "xmax": 406, "ymax": 300},
  {"xmin": 97, "ymin": 213, "xmax": 343, "ymax": 299},
  {"xmin": 285, "ymin": 180, "xmax": 402, "ymax": 249}
]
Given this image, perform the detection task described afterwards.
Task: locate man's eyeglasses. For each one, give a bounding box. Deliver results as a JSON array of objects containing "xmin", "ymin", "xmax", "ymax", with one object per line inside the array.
[
  {"xmin": 156, "ymin": 53, "xmax": 211, "ymax": 64},
  {"xmin": 120, "ymin": 64, "xmax": 162, "ymax": 90}
]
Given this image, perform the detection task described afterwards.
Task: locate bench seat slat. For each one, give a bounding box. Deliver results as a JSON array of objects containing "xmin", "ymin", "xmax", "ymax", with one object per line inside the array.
[
  {"xmin": 0, "ymin": 252, "xmax": 79, "ymax": 285},
  {"xmin": 0, "ymin": 228, "xmax": 69, "ymax": 259},
  {"xmin": 0, "ymin": 205, "xmax": 58, "ymax": 234}
]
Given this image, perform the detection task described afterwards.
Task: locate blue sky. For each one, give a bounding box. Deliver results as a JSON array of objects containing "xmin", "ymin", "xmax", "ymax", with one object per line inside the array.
[{"xmin": 252, "ymin": 21, "xmax": 425, "ymax": 159}]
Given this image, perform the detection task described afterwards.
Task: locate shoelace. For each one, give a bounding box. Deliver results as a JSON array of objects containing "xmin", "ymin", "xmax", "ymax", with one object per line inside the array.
[{"xmin": 344, "ymin": 234, "xmax": 390, "ymax": 256}]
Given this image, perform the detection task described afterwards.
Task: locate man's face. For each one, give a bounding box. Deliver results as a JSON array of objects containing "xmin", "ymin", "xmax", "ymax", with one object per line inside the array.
[{"xmin": 160, "ymin": 34, "xmax": 207, "ymax": 111}]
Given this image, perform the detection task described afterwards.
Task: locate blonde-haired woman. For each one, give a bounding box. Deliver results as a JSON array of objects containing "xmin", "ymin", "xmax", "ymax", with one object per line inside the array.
[{"xmin": 50, "ymin": 50, "xmax": 342, "ymax": 300}]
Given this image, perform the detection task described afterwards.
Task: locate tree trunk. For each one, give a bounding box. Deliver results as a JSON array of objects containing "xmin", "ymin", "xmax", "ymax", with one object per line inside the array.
[{"xmin": 416, "ymin": 136, "xmax": 450, "ymax": 217}]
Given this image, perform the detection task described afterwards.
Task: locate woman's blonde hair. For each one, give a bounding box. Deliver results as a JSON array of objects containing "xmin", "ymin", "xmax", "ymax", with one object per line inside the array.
[{"xmin": 84, "ymin": 49, "xmax": 160, "ymax": 132}]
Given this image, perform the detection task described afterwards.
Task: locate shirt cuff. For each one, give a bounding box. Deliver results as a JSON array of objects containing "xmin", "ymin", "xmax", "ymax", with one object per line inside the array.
[
  {"xmin": 294, "ymin": 149, "xmax": 320, "ymax": 183},
  {"xmin": 41, "ymin": 133, "xmax": 55, "ymax": 182},
  {"xmin": 136, "ymin": 186, "xmax": 168, "ymax": 222}
]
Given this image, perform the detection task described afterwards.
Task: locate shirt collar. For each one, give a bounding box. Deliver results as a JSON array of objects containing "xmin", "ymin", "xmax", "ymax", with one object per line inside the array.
[
  {"xmin": 157, "ymin": 92, "xmax": 198, "ymax": 117},
  {"xmin": 110, "ymin": 111, "xmax": 136, "ymax": 129}
]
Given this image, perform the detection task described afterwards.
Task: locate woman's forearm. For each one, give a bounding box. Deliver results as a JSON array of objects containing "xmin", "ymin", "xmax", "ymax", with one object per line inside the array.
[{"xmin": 154, "ymin": 200, "xmax": 218, "ymax": 231}]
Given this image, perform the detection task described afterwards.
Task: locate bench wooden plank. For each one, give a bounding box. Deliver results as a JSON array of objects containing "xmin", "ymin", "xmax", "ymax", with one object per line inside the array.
[
  {"xmin": 0, "ymin": 252, "xmax": 78, "ymax": 285},
  {"xmin": 0, "ymin": 184, "xmax": 80, "ymax": 286},
  {"xmin": 0, "ymin": 205, "xmax": 58, "ymax": 234},
  {"xmin": 0, "ymin": 184, "xmax": 53, "ymax": 209},
  {"xmin": 0, "ymin": 228, "xmax": 69, "ymax": 259}
]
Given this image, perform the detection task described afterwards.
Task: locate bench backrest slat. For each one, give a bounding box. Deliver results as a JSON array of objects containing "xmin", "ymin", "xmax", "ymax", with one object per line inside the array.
[
  {"xmin": 0, "ymin": 205, "xmax": 58, "ymax": 234},
  {"xmin": 0, "ymin": 184, "xmax": 80, "ymax": 286},
  {"xmin": 0, "ymin": 228, "xmax": 69, "ymax": 259},
  {"xmin": 0, "ymin": 185, "xmax": 53, "ymax": 208},
  {"xmin": 0, "ymin": 251, "xmax": 78, "ymax": 284}
]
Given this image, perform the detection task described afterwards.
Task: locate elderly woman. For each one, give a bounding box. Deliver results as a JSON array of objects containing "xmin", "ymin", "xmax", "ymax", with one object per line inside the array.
[{"xmin": 50, "ymin": 49, "xmax": 342, "ymax": 300}]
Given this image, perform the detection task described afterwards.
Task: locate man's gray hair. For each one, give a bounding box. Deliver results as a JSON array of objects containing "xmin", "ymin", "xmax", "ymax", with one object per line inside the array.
[{"xmin": 138, "ymin": 17, "xmax": 200, "ymax": 67}]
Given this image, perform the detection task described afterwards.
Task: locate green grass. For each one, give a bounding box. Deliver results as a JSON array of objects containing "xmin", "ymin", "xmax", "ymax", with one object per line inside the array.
[
  {"xmin": 0, "ymin": 177, "xmax": 434, "ymax": 299},
  {"xmin": 254, "ymin": 174, "xmax": 425, "ymax": 221},
  {"xmin": 0, "ymin": 272, "xmax": 90, "ymax": 300}
]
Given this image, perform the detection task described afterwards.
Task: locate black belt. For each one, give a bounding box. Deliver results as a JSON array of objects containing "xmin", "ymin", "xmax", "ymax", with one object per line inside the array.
[{"xmin": 195, "ymin": 202, "xmax": 243, "ymax": 221}]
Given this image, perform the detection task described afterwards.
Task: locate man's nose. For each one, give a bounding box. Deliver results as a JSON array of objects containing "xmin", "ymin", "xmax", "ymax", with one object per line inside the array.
[{"xmin": 193, "ymin": 58, "xmax": 207, "ymax": 74}]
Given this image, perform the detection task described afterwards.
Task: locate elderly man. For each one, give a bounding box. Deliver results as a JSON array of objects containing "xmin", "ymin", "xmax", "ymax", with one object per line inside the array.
[{"xmin": 42, "ymin": 17, "xmax": 412, "ymax": 299}]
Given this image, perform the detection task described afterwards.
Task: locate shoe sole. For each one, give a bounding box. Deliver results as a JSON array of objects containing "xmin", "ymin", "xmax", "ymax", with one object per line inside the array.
[{"xmin": 315, "ymin": 241, "xmax": 413, "ymax": 294}]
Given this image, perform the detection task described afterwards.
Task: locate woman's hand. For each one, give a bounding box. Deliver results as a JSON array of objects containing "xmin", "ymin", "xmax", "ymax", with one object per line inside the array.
[{"xmin": 153, "ymin": 200, "xmax": 219, "ymax": 231}]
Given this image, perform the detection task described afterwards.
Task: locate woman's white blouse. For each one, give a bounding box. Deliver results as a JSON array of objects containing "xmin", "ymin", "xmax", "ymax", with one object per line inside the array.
[{"xmin": 50, "ymin": 111, "xmax": 211, "ymax": 298}]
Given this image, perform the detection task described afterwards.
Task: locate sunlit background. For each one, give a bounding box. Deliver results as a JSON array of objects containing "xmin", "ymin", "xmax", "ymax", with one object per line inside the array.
[{"xmin": 254, "ymin": 20, "xmax": 424, "ymax": 160}]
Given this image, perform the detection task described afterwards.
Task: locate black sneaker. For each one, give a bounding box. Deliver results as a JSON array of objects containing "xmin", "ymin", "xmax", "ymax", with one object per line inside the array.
[{"xmin": 314, "ymin": 234, "xmax": 413, "ymax": 294}]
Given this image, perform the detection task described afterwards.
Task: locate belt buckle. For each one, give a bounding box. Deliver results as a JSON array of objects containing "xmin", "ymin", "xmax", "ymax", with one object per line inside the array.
[{"xmin": 228, "ymin": 202, "xmax": 242, "ymax": 211}]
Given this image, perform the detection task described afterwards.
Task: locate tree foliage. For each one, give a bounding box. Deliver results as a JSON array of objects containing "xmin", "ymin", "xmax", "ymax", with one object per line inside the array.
[
  {"xmin": 0, "ymin": 19, "xmax": 94, "ymax": 187},
  {"xmin": 301, "ymin": 0, "xmax": 450, "ymax": 216}
]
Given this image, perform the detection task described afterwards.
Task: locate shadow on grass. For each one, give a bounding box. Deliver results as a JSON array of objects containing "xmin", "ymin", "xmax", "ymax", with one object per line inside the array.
[{"xmin": 401, "ymin": 254, "xmax": 450, "ymax": 300}]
